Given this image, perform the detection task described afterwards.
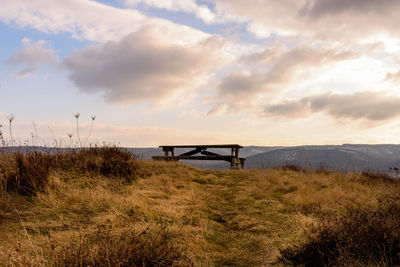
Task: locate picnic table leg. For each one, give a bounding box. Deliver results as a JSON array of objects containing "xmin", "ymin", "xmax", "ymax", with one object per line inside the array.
[{"xmin": 235, "ymin": 148, "xmax": 239, "ymax": 167}]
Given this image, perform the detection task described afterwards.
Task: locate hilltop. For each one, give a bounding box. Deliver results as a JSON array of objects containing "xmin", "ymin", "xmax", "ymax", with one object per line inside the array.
[{"xmin": 1, "ymin": 148, "xmax": 400, "ymax": 266}]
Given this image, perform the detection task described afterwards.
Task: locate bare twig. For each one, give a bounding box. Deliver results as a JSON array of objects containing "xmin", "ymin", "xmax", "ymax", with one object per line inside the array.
[
  {"xmin": 32, "ymin": 121, "xmax": 42, "ymax": 147},
  {"xmin": 48, "ymin": 126, "xmax": 58, "ymax": 147},
  {"xmin": 0, "ymin": 124, "xmax": 5, "ymax": 147},
  {"xmin": 74, "ymin": 113, "xmax": 82, "ymax": 147},
  {"xmin": 7, "ymin": 114, "xmax": 14, "ymax": 146},
  {"xmin": 83, "ymin": 116, "xmax": 96, "ymax": 147}
]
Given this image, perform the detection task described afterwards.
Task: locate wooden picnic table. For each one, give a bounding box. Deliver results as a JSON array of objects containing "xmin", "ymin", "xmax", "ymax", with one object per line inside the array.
[{"xmin": 152, "ymin": 144, "xmax": 245, "ymax": 169}]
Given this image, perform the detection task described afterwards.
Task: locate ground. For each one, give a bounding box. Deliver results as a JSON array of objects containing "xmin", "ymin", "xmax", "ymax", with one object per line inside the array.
[{"xmin": 0, "ymin": 159, "xmax": 398, "ymax": 266}]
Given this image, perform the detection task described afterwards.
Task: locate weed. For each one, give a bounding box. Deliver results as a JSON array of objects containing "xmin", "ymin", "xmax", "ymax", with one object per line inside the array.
[
  {"xmin": 73, "ymin": 113, "xmax": 82, "ymax": 147},
  {"xmin": 7, "ymin": 114, "xmax": 14, "ymax": 146},
  {"xmin": 0, "ymin": 124, "xmax": 5, "ymax": 147}
]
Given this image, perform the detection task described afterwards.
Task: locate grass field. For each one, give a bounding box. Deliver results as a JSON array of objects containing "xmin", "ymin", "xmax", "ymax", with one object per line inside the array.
[{"xmin": 1, "ymin": 148, "xmax": 400, "ymax": 266}]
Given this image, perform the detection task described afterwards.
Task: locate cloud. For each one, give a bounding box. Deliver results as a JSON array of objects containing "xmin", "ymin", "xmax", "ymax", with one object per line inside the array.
[
  {"xmin": 0, "ymin": 0, "xmax": 209, "ymax": 44},
  {"xmin": 3, "ymin": 38, "xmax": 57, "ymax": 78},
  {"xmin": 63, "ymin": 26, "xmax": 227, "ymax": 104},
  {"xmin": 385, "ymin": 70, "xmax": 400, "ymax": 83},
  {"xmin": 125, "ymin": 0, "xmax": 217, "ymax": 24},
  {"xmin": 212, "ymin": 0, "xmax": 400, "ymax": 42},
  {"xmin": 210, "ymin": 44, "xmax": 360, "ymax": 110},
  {"xmin": 264, "ymin": 91, "xmax": 400, "ymax": 122},
  {"xmin": 301, "ymin": 0, "xmax": 399, "ymax": 17}
]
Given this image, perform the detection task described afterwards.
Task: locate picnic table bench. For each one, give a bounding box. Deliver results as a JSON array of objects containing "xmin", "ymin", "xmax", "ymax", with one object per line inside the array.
[{"xmin": 152, "ymin": 144, "xmax": 245, "ymax": 169}]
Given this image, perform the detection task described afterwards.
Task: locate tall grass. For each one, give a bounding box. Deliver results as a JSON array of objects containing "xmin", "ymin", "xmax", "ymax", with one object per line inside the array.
[
  {"xmin": 53, "ymin": 146, "xmax": 139, "ymax": 180},
  {"xmin": 0, "ymin": 146, "xmax": 139, "ymax": 196},
  {"xmin": 280, "ymin": 194, "xmax": 400, "ymax": 266},
  {"xmin": 52, "ymin": 224, "xmax": 190, "ymax": 267},
  {"xmin": 3, "ymin": 223, "xmax": 190, "ymax": 266}
]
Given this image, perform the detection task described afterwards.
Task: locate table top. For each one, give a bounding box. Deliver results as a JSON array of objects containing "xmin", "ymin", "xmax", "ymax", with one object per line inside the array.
[{"xmin": 159, "ymin": 144, "xmax": 243, "ymax": 149}]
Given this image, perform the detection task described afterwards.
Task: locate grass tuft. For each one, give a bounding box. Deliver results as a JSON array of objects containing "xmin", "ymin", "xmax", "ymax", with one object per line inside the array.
[
  {"xmin": 54, "ymin": 146, "xmax": 139, "ymax": 181},
  {"xmin": 0, "ymin": 152, "xmax": 52, "ymax": 195},
  {"xmin": 362, "ymin": 170, "xmax": 397, "ymax": 183},
  {"xmin": 0, "ymin": 147, "xmax": 139, "ymax": 196},
  {"xmin": 52, "ymin": 224, "xmax": 190, "ymax": 267},
  {"xmin": 280, "ymin": 195, "xmax": 400, "ymax": 266},
  {"xmin": 281, "ymin": 164, "xmax": 303, "ymax": 172}
]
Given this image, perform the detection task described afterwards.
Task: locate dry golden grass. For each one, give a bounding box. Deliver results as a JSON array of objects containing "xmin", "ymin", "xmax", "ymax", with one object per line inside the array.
[{"xmin": 1, "ymin": 154, "xmax": 399, "ymax": 266}]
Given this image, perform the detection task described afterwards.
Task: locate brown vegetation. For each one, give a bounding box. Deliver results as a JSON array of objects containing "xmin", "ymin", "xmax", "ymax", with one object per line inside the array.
[
  {"xmin": 280, "ymin": 195, "xmax": 400, "ymax": 266},
  {"xmin": 0, "ymin": 147, "xmax": 139, "ymax": 196},
  {"xmin": 0, "ymin": 152, "xmax": 52, "ymax": 195},
  {"xmin": 1, "ymin": 150, "xmax": 400, "ymax": 266}
]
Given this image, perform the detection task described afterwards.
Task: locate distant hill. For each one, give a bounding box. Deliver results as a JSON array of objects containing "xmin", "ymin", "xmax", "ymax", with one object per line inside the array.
[
  {"xmin": 130, "ymin": 144, "xmax": 400, "ymax": 172},
  {"xmin": 245, "ymin": 144, "xmax": 400, "ymax": 172}
]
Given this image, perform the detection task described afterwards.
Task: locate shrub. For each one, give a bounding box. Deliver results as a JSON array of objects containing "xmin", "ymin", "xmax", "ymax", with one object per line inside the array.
[
  {"xmin": 0, "ymin": 147, "xmax": 139, "ymax": 196},
  {"xmin": 0, "ymin": 152, "xmax": 52, "ymax": 195},
  {"xmin": 280, "ymin": 195, "xmax": 400, "ymax": 266},
  {"xmin": 282, "ymin": 164, "xmax": 303, "ymax": 172},
  {"xmin": 362, "ymin": 170, "xmax": 397, "ymax": 184},
  {"xmin": 54, "ymin": 147, "xmax": 139, "ymax": 181}
]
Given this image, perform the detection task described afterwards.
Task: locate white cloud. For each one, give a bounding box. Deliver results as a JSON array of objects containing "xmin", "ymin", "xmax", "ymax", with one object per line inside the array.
[
  {"xmin": 386, "ymin": 70, "xmax": 400, "ymax": 83},
  {"xmin": 0, "ymin": 0, "xmax": 209, "ymax": 44},
  {"xmin": 211, "ymin": 0, "xmax": 400, "ymax": 43},
  {"xmin": 302, "ymin": 0, "xmax": 399, "ymax": 17},
  {"xmin": 63, "ymin": 26, "xmax": 228, "ymax": 104},
  {"xmin": 210, "ymin": 43, "xmax": 360, "ymax": 111},
  {"xmin": 3, "ymin": 38, "xmax": 57, "ymax": 78},
  {"xmin": 125, "ymin": 0, "xmax": 217, "ymax": 24},
  {"xmin": 264, "ymin": 91, "xmax": 400, "ymax": 123}
]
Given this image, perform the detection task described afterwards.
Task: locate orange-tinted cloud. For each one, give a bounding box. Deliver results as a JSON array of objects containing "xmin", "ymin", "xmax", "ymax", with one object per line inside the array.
[
  {"xmin": 63, "ymin": 26, "xmax": 227, "ymax": 104},
  {"xmin": 264, "ymin": 91, "xmax": 400, "ymax": 122},
  {"xmin": 210, "ymin": 44, "xmax": 360, "ymax": 111}
]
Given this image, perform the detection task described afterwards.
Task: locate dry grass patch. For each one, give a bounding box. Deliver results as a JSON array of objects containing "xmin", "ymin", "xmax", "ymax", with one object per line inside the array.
[{"xmin": 1, "ymin": 156, "xmax": 400, "ymax": 266}]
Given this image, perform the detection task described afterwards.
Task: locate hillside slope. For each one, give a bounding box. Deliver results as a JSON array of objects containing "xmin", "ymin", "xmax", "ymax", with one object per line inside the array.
[
  {"xmin": 246, "ymin": 144, "xmax": 400, "ymax": 172},
  {"xmin": 1, "ymin": 152, "xmax": 399, "ymax": 266}
]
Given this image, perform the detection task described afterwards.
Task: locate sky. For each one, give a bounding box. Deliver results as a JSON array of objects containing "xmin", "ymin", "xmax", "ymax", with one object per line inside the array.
[{"xmin": 1, "ymin": 0, "xmax": 400, "ymax": 147}]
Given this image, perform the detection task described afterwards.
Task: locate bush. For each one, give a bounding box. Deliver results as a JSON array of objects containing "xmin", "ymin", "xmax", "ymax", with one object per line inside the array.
[
  {"xmin": 53, "ymin": 147, "xmax": 138, "ymax": 181},
  {"xmin": 282, "ymin": 164, "xmax": 303, "ymax": 172},
  {"xmin": 0, "ymin": 152, "xmax": 52, "ymax": 195},
  {"xmin": 362, "ymin": 170, "xmax": 397, "ymax": 184},
  {"xmin": 280, "ymin": 195, "xmax": 400, "ymax": 266},
  {"xmin": 0, "ymin": 147, "xmax": 139, "ymax": 196}
]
